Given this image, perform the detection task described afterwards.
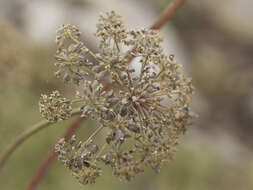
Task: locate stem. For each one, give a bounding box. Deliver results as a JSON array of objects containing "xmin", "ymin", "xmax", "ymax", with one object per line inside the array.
[
  {"xmin": 93, "ymin": 143, "xmax": 108, "ymax": 164},
  {"xmin": 71, "ymin": 98, "xmax": 84, "ymax": 104},
  {"xmin": 26, "ymin": 115, "xmax": 84, "ymax": 190},
  {"xmin": 114, "ymin": 35, "xmax": 121, "ymax": 52},
  {"xmin": 0, "ymin": 109, "xmax": 81, "ymax": 170},
  {"xmin": 139, "ymin": 55, "xmax": 149, "ymax": 80},
  {"xmin": 68, "ymin": 63, "xmax": 96, "ymax": 76},
  {"xmin": 84, "ymin": 125, "xmax": 104, "ymax": 144},
  {"xmin": 151, "ymin": 0, "xmax": 185, "ymax": 30},
  {"xmin": 68, "ymin": 32, "xmax": 100, "ymax": 63},
  {"xmin": 82, "ymin": 66, "xmax": 97, "ymax": 76}
]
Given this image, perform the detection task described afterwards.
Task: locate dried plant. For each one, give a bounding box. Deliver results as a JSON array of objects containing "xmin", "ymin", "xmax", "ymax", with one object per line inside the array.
[
  {"xmin": 36, "ymin": 11, "xmax": 194, "ymax": 184},
  {"xmin": 0, "ymin": 2, "xmax": 192, "ymax": 189}
]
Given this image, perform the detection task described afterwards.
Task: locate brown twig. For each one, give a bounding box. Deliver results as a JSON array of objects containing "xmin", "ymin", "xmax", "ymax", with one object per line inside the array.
[
  {"xmin": 25, "ymin": 1, "xmax": 185, "ymax": 189},
  {"xmin": 26, "ymin": 116, "xmax": 84, "ymax": 190},
  {"xmin": 151, "ymin": 0, "xmax": 185, "ymax": 30}
]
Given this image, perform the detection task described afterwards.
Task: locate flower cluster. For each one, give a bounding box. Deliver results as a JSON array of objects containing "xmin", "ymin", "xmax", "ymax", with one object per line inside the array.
[
  {"xmin": 39, "ymin": 90, "xmax": 72, "ymax": 123},
  {"xmin": 55, "ymin": 135, "xmax": 101, "ymax": 184},
  {"xmin": 39, "ymin": 11, "xmax": 194, "ymax": 185},
  {"xmin": 96, "ymin": 10, "xmax": 127, "ymax": 52}
]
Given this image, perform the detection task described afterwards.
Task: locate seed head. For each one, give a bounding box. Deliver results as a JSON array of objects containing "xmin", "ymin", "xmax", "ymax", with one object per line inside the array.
[
  {"xmin": 55, "ymin": 136, "xmax": 101, "ymax": 185},
  {"xmin": 39, "ymin": 90, "xmax": 72, "ymax": 122},
  {"xmin": 45, "ymin": 10, "xmax": 195, "ymax": 185}
]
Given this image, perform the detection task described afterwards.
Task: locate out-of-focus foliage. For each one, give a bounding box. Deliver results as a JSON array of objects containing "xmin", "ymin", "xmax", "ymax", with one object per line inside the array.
[{"xmin": 0, "ymin": 21, "xmax": 31, "ymax": 86}]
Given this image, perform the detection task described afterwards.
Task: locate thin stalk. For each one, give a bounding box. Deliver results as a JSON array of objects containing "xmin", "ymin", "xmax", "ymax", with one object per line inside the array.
[
  {"xmin": 139, "ymin": 55, "xmax": 149, "ymax": 80},
  {"xmin": 68, "ymin": 32, "xmax": 100, "ymax": 63},
  {"xmin": 113, "ymin": 35, "xmax": 121, "ymax": 52},
  {"xmin": 93, "ymin": 143, "xmax": 108, "ymax": 164},
  {"xmin": 84, "ymin": 125, "xmax": 104, "ymax": 144},
  {"xmin": 151, "ymin": 0, "xmax": 185, "ymax": 30},
  {"xmin": 71, "ymin": 98, "xmax": 84, "ymax": 104},
  {"xmin": 26, "ymin": 115, "xmax": 84, "ymax": 190},
  {"xmin": 0, "ymin": 109, "xmax": 81, "ymax": 170}
]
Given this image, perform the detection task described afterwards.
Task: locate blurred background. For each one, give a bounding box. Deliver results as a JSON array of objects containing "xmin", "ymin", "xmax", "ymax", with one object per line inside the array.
[{"xmin": 0, "ymin": 0, "xmax": 253, "ymax": 190}]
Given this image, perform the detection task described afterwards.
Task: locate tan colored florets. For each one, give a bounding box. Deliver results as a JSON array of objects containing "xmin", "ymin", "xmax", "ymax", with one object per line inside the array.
[
  {"xmin": 96, "ymin": 11, "xmax": 127, "ymax": 52},
  {"xmin": 56, "ymin": 24, "xmax": 81, "ymax": 48},
  {"xmin": 55, "ymin": 136, "xmax": 101, "ymax": 184},
  {"xmin": 44, "ymin": 11, "xmax": 195, "ymax": 185},
  {"xmin": 39, "ymin": 91, "xmax": 72, "ymax": 122}
]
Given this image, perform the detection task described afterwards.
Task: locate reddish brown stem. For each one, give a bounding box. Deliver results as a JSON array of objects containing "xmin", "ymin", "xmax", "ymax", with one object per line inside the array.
[
  {"xmin": 151, "ymin": 0, "xmax": 185, "ymax": 30},
  {"xmin": 26, "ymin": 116, "xmax": 84, "ymax": 190}
]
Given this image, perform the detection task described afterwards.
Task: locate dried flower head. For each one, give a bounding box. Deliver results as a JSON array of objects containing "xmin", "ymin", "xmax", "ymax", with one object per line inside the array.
[
  {"xmin": 96, "ymin": 11, "xmax": 127, "ymax": 52},
  {"xmin": 42, "ymin": 10, "xmax": 195, "ymax": 185},
  {"xmin": 39, "ymin": 90, "xmax": 72, "ymax": 122},
  {"xmin": 55, "ymin": 136, "xmax": 101, "ymax": 184}
]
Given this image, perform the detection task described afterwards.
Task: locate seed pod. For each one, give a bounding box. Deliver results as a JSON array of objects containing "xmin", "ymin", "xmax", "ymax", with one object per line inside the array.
[
  {"xmin": 90, "ymin": 145, "xmax": 99, "ymax": 154},
  {"xmin": 63, "ymin": 73, "xmax": 71, "ymax": 83},
  {"xmin": 126, "ymin": 124, "xmax": 140, "ymax": 133},
  {"xmin": 83, "ymin": 161, "xmax": 91, "ymax": 168},
  {"xmin": 95, "ymin": 70, "xmax": 107, "ymax": 81},
  {"xmin": 100, "ymin": 154, "xmax": 111, "ymax": 165}
]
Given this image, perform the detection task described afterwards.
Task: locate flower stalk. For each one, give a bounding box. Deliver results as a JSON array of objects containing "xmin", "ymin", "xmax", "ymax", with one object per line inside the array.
[{"xmin": 0, "ymin": 109, "xmax": 81, "ymax": 170}]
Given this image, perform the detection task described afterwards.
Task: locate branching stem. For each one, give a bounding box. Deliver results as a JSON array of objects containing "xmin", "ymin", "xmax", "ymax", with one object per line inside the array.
[
  {"xmin": 26, "ymin": 115, "xmax": 84, "ymax": 190},
  {"xmin": 0, "ymin": 109, "xmax": 81, "ymax": 170}
]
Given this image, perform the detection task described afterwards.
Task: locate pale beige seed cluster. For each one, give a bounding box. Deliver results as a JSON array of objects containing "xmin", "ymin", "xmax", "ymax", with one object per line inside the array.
[
  {"xmin": 40, "ymin": 11, "xmax": 194, "ymax": 184},
  {"xmin": 39, "ymin": 90, "xmax": 72, "ymax": 123},
  {"xmin": 55, "ymin": 135, "xmax": 101, "ymax": 184}
]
